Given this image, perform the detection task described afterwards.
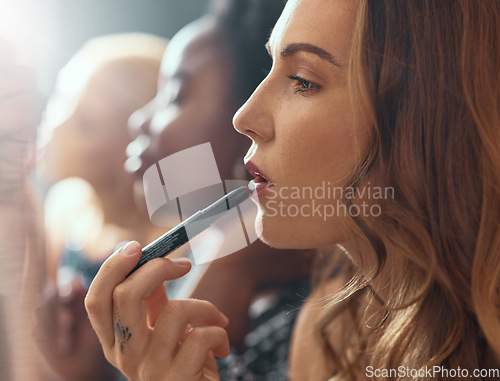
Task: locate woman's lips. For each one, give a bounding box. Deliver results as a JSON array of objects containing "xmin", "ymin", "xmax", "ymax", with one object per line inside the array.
[
  {"xmin": 125, "ymin": 136, "xmax": 154, "ymax": 178},
  {"xmin": 125, "ymin": 151, "xmax": 155, "ymax": 179},
  {"xmin": 245, "ymin": 161, "xmax": 276, "ymax": 196}
]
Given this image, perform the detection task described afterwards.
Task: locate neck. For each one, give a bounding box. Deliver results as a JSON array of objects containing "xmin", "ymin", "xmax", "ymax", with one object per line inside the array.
[{"xmin": 217, "ymin": 238, "xmax": 315, "ymax": 289}]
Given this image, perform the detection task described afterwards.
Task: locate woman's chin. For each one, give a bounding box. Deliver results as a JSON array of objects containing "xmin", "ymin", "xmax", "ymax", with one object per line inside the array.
[
  {"xmin": 254, "ymin": 214, "xmax": 311, "ymax": 250},
  {"xmin": 255, "ymin": 211, "xmax": 349, "ymax": 250}
]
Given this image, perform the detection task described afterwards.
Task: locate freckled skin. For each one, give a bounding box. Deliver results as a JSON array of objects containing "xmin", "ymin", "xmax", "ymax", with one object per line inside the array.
[
  {"xmin": 234, "ymin": 0, "xmax": 367, "ymax": 250},
  {"xmin": 233, "ymin": 3, "xmax": 372, "ymax": 376}
]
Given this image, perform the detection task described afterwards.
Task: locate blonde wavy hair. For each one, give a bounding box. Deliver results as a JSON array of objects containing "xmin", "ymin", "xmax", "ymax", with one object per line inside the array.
[{"xmin": 320, "ymin": 1, "xmax": 500, "ymax": 379}]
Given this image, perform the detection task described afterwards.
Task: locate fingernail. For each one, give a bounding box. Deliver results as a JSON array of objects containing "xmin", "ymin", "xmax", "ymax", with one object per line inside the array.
[
  {"xmin": 171, "ymin": 257, "xmax": 191, "ymax": 267},
  {"xmin": 120, "ymin": 241, "xmax": 140, "ymax": 256}
]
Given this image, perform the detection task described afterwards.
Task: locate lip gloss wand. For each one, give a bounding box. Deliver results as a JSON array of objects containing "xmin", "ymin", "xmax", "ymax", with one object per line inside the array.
[{"xmin": 127, "ymin": 185, "xmax": 254, "ymax": 276}]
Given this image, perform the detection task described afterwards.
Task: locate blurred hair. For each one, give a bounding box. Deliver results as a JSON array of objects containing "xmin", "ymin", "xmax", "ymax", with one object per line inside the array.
[
  {"xmin": 55, "ymin": 33, "xmax": 166, "ymax": 99},
  {"xmin": 212, "ymin": 0, "xmax": 285, "ymax": 107},
  {"xmin": 43, "ymin": 33, "xmax": 167, "ymax": 134},
  {"xmin": 321, "ymin": 0, "xmax": 500, "ymax": 379}
]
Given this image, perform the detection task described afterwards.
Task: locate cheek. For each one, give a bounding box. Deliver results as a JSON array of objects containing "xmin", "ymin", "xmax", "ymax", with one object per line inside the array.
[
  {"xmin": 154, "ymin": 100, "xmax": 233, "ymax": 159},
  {"xmin": 279, "ymin": 94, "xmax": 360, "ymax": 187},
  {"xmin": 95, "ymin": 117, "xmax": 129, "ymax": 153},
  {"xmin": 45, "ymin": 126, "xmax": 81, "ymax": 166},
  {"xmin": 153, "ymin": 108, "xmax": 208, "ymax": 158},
  {"xmin": 257, "ymin": 93, "xmax": 365, "ymax": 249}
]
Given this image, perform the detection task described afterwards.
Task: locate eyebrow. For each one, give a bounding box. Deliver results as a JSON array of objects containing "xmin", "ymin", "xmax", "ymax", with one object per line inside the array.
[{"xmin": 265, "ymin": 41, "xmax": 341, "ymax": 68}]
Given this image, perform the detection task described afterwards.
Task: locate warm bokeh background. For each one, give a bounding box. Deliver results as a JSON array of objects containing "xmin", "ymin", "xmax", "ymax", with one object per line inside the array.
[{"xmin": 0, "ymin": 0, "xmax": 209, "ymax": 93}]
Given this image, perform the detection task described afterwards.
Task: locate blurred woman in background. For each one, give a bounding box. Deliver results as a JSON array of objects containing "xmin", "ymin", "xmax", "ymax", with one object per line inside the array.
[{"xmin": 37, "ymin": 33, "xmax": 166, "ymax": 381}]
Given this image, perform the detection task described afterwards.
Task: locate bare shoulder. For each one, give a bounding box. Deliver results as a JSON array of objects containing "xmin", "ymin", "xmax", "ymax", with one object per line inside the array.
[{"xmin": 289, "ymin": 275, "xmax": 347, "ymax": 381}]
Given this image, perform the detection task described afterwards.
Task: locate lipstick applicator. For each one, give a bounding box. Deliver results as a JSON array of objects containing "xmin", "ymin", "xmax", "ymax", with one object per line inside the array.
[{"xmin": 127, "ymin": 185, "xmax": 253, "ymax": 276}]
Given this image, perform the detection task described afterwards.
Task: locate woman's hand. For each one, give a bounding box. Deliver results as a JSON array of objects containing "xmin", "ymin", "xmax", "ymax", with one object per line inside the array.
[{"xmin": 85, "ymin": 241, "xmax": 230, "ymax": 381}]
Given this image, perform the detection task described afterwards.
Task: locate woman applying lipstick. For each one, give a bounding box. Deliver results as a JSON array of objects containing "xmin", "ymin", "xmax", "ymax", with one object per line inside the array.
[
  {"xmin": 86, "ymin": 0, "xmax": 500, "ymax": 380},
  {"xmin": 118, "ymin": 0, "xmax": 315, "ymax": 379}
]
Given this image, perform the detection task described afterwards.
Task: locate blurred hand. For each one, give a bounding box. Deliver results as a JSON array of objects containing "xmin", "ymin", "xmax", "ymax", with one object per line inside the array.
[
  {"xmin": 85, "ymin": 241, "xmax": 229, "ymax": 381},
  {"xmin": 35, "ymin": 279, "xmax": 119, "ymax": 381}
]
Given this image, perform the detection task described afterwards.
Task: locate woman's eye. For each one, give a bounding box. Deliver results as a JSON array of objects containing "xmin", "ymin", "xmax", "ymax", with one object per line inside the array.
[
  {"xmin": 167, "ymin": 87, "xmax": 185, "ymax": 106},
  {"xmin": 288, "ymin": 74, "xmax": 320, "ymax": 95},
  {"xmin": 169, "ymin": 93, "xmax": 183, "ymax": 106},
  {"xmin": 160, "ymin": 81, "xmax": 185, "ymax": 107}
]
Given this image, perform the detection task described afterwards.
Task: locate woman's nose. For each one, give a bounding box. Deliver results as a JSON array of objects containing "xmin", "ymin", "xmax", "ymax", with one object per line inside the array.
[{"xmin": 233, "ymin": 79, "xmax": 274, "ymax": 143}]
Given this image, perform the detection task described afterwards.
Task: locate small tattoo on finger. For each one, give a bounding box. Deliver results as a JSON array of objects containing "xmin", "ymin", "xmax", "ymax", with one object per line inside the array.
[{"xmin": 114, "ymin": 315, "xmax": 132, "ymax": 353}]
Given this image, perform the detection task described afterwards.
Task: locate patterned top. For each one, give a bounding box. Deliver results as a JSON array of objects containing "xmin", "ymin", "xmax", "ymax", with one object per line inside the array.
[
  {"xmin": 216, "ymin": 278, "xmax": 311, "ymax": 381},
  {"xmin": 58, "ymin": 246, "xmax": 103, "ymax": 289}
]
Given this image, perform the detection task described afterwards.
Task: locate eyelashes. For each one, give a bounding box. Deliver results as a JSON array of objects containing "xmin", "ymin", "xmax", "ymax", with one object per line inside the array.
[{"xmin": 287, "ymin": 74, "xmax": 321, "ymax": 95}]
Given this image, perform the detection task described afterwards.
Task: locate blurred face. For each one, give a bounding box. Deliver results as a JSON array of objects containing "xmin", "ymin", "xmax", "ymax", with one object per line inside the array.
[
  {"xmin": 234, "ymin": 0, "xmax": 370, "ymax": 249},
  {"xmin": 126, "ymin": 19, "xmax": 248, "ymax": 207},
  {"xmin": 41, "ymin": 64, "xmax": 132, "ymax": 185}
]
